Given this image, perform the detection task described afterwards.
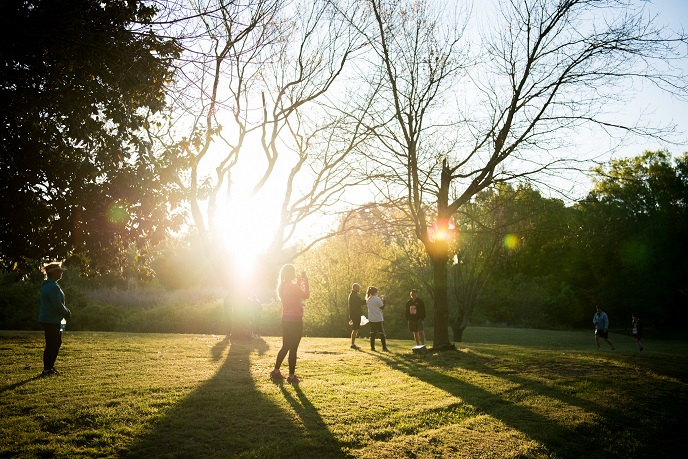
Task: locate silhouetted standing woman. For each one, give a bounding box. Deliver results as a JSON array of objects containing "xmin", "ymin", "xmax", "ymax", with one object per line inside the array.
[
  {"xmin": 39, "ymin": 262, "xmax": 71, "ymax": 376},
  {"xmin": 270, "ymin": 264, "xmax": 309, "ymax": 384}
]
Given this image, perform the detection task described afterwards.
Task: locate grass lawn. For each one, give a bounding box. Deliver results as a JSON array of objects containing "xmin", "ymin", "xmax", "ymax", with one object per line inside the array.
[{"xmin": 1, "ymin": 327, "xmax": 686, "ymax": 458}]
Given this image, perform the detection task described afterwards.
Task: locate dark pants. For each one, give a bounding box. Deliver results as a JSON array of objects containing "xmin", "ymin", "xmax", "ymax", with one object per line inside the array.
[
  {"xmin": 369, "ymin": 321, "xmax": 387, "ymax": 349},
  {"xmin": 41, "ymin": 322, "xmax": 62, "ymax": 371},
  {"xmin": 275, "ymin": 320, "xmax": 303, "ymax": 375}
]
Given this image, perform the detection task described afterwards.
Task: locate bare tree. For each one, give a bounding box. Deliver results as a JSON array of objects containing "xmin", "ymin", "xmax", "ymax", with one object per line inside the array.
[
  {"xmin": 151, "ymin": 0, "xmax": 369, "ymax": 292},
  {"xmin": 349, "ymin": 0, "xmax": 688, "ymax": 348}
]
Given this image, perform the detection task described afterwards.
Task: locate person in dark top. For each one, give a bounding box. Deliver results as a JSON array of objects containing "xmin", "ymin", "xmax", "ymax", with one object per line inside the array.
[
  {"xmin": 405, "ymin": 289, "xmax": 426, "ymax": 347},
  {"xmin": 348, "ymin": 283, "xmax": 366, "ymax": 349},
  {"xmin": 39, "ymin": 262, "xmax": 71, "ymax": 376},
  {"xmin": 631, "ymin": 312, "xmax": 644, "ymax": 351}
]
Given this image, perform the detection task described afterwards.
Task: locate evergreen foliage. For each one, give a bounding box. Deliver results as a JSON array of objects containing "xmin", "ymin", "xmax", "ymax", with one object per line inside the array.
[{"xmin": 0, "ymin": 0, "xmax": 182, "ymax": 275}]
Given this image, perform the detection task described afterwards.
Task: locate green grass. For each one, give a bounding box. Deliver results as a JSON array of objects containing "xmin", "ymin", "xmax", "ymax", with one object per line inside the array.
[{"xmin": 1, "ymin": 328, "xmax": 686, "ymax": 458}]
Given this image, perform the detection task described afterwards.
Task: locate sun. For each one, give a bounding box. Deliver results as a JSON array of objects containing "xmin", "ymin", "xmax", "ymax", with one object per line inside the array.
[{"xmin": 214, "ymin": 191, "xmax": 278, "ymax": 279}]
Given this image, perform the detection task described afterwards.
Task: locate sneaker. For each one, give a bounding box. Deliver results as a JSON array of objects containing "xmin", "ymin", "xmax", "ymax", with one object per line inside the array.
[
  {"xmin": 40, "ymin": 370, "xmax": 51, "ymax": 377},
  {"xmin": 49, "ymin": 368, "xmax": 60, "ymax": 375},
  {"xmin": 350, "ymin": 344, "xmax": 359, "ymax": 350},
  {"xmin": 370, "ymin": 347, "xmax": 376, "ymax": 351},
  {"xmin": 382, "ymin": 347, "xmax": 390, "ymax": 352},
  {"xmin": 270, "ymin": 369, "xmax": 285, "ymax": 381},
  {"xmin": 287, "ymin": 375, "xmax": 301, "ymax": 384}
]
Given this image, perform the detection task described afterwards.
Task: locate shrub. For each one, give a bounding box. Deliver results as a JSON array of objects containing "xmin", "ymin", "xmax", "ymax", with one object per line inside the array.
[
  {"xmin": 116, "ymin": 300, "xmax": 228, "ymax": 334},
  {"xmin": 0, "ymin": 279, "xmax": 40, "ymax": 330}
]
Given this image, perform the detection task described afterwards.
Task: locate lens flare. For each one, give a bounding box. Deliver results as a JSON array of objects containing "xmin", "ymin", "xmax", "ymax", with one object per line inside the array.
[
  {"xmin": 107, "ymin": 202, "xmax": 128, "ymax": 224},
  {"xmin": 428, "ymin": 219, "xmax": 457, "ymax": 243},
  {"xmin": 503, "ymin": 234, "xmax": 519, "ymax": 250}
]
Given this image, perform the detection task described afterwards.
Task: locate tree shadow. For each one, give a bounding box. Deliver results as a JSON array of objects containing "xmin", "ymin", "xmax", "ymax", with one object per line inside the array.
[
  {"xmin": 375, "ymin": 349, "xmax": 684, "ymax": 459},
  {"xmin": 121, "ymin": 337, "xmax": 349, "ymax": 459}
]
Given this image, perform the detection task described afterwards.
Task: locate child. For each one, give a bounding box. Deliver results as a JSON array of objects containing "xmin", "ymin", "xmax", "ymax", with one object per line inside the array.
[{"xmin": 631, "ymin": 312, "xmax": 644, "ymax": 351}]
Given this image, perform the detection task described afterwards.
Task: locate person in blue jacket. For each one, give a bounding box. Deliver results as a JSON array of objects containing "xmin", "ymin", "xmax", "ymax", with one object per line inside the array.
[
  {"xmin": 39, "ymin": 262, "xmax": 71, "ymax": 376},
  {"xmin": 593, "ymin": 306, "xmax": 614, "ymax": 351}
]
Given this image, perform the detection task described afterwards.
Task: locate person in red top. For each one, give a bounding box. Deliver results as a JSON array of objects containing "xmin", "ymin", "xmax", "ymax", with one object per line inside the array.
[{"xmin": 270, "ymin": 264, "xmax": 309, "ymax": 384}]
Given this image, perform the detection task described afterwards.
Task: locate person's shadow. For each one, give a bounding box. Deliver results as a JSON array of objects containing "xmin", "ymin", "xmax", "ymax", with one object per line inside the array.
[
  {"xmin": 0, "ymin": 375, "xmax": 44, "ymax": 394},
  {"xmin": 122, "ymin": 337, "xmax": 349, "ymax": 458}
]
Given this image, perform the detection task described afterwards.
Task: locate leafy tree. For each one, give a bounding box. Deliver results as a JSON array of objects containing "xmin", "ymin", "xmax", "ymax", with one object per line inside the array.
[
  {"xmin": 449, "ymin": 184, "xmax": 581, "ymax": 338},
  {"xmin": 300, "ymin": 225, "xmax": 387, "ymax": 336},
  {"xmin": 580, "ymin": 150, "xmax": 688, "ymax": 326},
  {"xmin": 0, "ymin": 0, "xmax": 181, "ymax": 276},
  {"xmin": 300, "ymin": 209, "xmax": 424, "ymax": 338}
]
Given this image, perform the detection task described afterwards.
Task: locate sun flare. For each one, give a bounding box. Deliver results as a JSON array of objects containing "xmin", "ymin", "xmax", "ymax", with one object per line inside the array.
[{"xmin": 215, "ymin": 192, "xmax": 277, "ymax": 279}]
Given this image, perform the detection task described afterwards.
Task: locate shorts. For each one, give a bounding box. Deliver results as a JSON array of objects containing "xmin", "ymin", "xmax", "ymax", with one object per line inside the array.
[
  {"xmin": 351, "ymin": 316, "xmax": 361, "ymax": 330},
  {"xmin": 595, "ymin": 329, "xmax": 608, "ymax": 339},
  {"xmin": 370, "ymin": 321, "xmax": 385, "ymax": 334},
  {"xmin": 408, "ymin": 320, "xmax": 424, "ymax": 333}
]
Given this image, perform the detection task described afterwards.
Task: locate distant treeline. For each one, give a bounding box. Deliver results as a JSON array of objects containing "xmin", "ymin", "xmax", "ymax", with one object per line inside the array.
[
  {"xmin": 2, "ymin": 151, "xmax": 687, "ymax": 337},
  {"xmin": 299, "ymin": 150, "xmax": 688, "ymax": 337}
]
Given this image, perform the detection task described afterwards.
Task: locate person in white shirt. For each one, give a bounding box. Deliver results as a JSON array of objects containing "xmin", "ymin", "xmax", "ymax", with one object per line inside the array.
[{"xmin": 366, "ymin": 286, "xmax": 389, "ymax": 352}]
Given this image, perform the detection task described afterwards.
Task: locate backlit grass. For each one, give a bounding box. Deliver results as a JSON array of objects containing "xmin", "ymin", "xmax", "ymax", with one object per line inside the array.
[{"xmin": 1, "ymin": 328, "xmax": 686, "ymax": 458}]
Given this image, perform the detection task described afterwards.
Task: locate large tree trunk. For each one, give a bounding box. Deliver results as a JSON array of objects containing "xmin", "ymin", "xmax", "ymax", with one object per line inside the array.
[
  {"xmin": 429, "ymin": 162, "xmax": 456, "ymax": 351},
  {"xmin": 430, "ymin": 243, "xmax": 453, "ymax": 350}
]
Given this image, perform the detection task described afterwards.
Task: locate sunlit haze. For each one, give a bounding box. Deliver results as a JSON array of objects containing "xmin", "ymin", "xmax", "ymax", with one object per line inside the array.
[{"xmin": 214, "ymin": 189, "xmax": 278, "ymax": 279}]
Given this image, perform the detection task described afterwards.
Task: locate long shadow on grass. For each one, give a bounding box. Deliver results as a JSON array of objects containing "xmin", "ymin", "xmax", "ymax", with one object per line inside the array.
[
  {"xmin": 121, "ymin": 337, "xmax": 349, "ymax": 459},
  {"xmin": 0, "ymin": 376, "xmax": 44, "ymax": 394},
  {"xmin": 375, "ymin": 349, "xmax": 681, "ymax": 459}
]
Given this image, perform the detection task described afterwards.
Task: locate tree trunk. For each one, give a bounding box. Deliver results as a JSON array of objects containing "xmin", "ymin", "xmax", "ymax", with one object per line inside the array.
[
  {"xmin": 450, "ymin": 309, "xmax": 470, "ymax": 342},
  {"xmin": 431, "ymin": 246, "xmax": 452, "ymax": 349},
  {"xmin": 451, "ymin": 324, "xmax": 465, "ymax": 342}
]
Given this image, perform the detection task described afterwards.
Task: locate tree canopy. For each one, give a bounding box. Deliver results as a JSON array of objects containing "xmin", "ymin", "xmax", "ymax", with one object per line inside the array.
[
  {"xmin": 0, "ymin": 0, "xmax": 181, "ymax": 275},
  {"xmin": 580, "ymin": 151, "xmax": 688, "ymax": 325},
  {"xmin": 2, "ymin": 0, "xmax": 688, "ymax": 338}
]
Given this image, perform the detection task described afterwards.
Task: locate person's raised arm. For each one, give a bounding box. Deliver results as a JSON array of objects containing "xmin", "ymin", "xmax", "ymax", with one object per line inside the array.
[{"xmin": 300, "ymin": 273, "xmax": 310, "ymax": 299}]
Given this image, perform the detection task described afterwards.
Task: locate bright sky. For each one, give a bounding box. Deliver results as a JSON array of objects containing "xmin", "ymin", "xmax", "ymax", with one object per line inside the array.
[
  {"xmin": 621, "ymin": 0, "xmax": 688, "ymax": 156},
  {"xmin": 197, "ymin": 0, "xmax": 688, "ymax": 273},
  {"xmin": 468, "ymin": 0, "xmax": 688, "ymax": 200}
]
